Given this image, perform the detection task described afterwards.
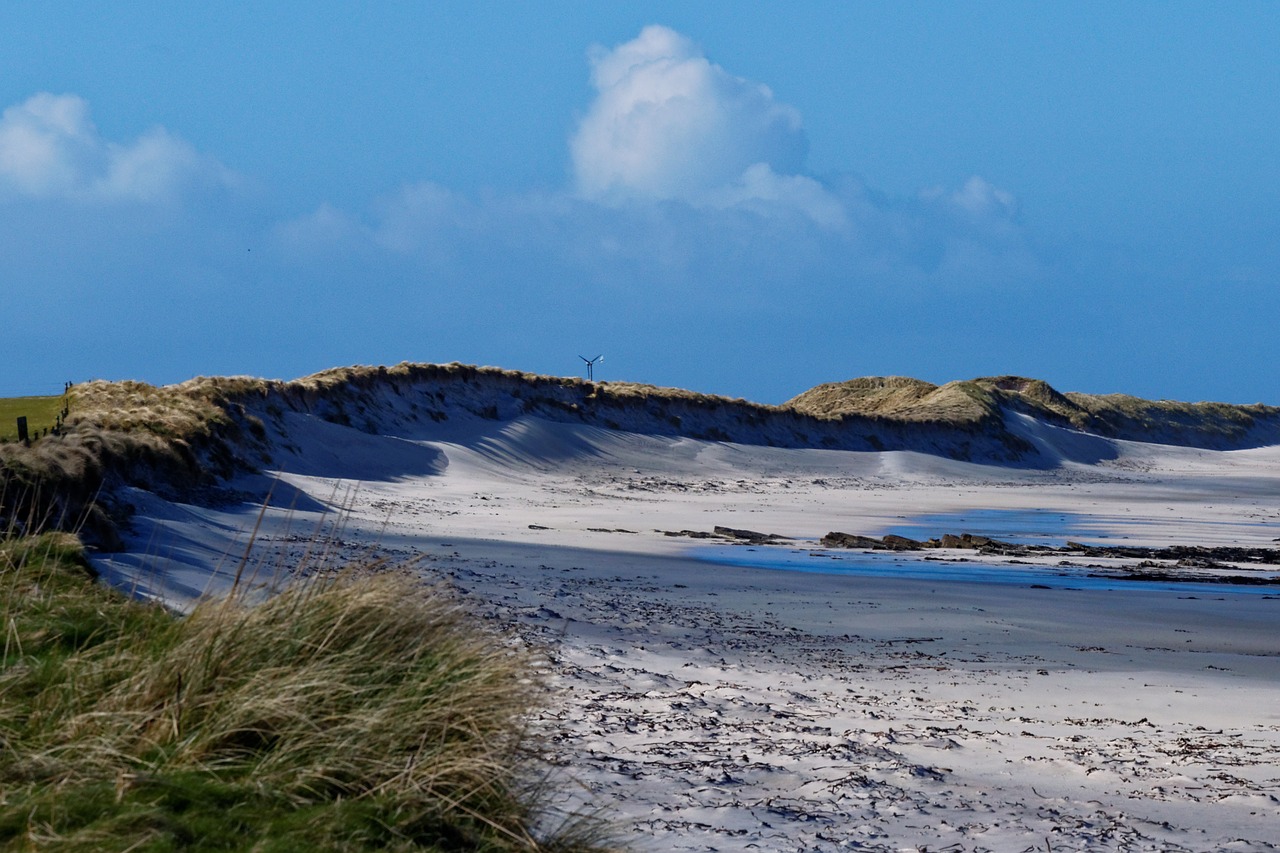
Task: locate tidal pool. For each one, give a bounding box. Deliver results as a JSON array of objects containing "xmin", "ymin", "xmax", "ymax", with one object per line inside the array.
[
  {"xmin": 697, "ymin": 544, "xmax": 1280, "ymax": 596},
  {"xmin": 878, "ymin": 508, "xmax": 1105, "ymax": 546}
]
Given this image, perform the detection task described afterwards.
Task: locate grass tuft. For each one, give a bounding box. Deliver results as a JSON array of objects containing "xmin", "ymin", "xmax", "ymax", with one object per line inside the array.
[{"xmin": 0, "ymin": 533, "xmax": 614, "ymax": 852}]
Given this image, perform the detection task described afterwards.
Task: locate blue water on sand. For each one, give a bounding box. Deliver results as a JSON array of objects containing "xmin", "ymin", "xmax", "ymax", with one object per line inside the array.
[
  {"xmin": 695, "ymin": 509, "xmax": 1280, "ymax": 596},
  {"xmin": 879, "ymin": 508, "xmax": 1104, "ymax": 547}
]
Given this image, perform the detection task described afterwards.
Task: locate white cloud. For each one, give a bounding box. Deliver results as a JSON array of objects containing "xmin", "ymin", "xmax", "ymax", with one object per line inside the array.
[
  {"xmin": 276, "ymin": 24, "xmax": 1033, "ymax": 289},
  {"xmin": 0, "ymin": 92, "xmax": 235, "ymax": 203},
  {"xmin": 708, "ymin": 163, "xmax": 850, "ymax": 230},
  {"xmin": 922, "ymin": 175, "xmax": 1018, "ymax": 220},
  {"xmin": 571, "ymin": 26, "xmax": 813, "ymax": 208},
  {"xmin": 567, "ymin": 26, "xmax": 1031, "ymax": 239}
]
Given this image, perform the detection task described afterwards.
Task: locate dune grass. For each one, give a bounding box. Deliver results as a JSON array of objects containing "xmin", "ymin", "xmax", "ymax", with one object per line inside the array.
[
  {"xmin": 0, "ymin": 396, "xmax": 65, "ymax": 442},
  {"xmin": 0, "ymin": 533, "xmax": 611, "ymax": 852}
]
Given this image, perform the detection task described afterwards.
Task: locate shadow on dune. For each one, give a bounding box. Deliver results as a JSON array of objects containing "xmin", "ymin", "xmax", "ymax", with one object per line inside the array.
[{"xmin": 268, "ymin": 412, "xmax": 448, "ymax": 481}]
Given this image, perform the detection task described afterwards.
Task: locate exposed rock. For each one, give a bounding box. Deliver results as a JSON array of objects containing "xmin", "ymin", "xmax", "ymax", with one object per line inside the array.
[
  {"xmin": 820, "ymin": 532, "xmax": 887, "ymax": 550},
  {"xmin": 1066, "ymin": 542, "xmax": 1280, "ymax": 565},
  {"xmin": 712, "ymin": 526, "xmax": 791, "ymax": 544},
  {"xmin": 930, "ymin": 533, "xmax": 996, "ymax": 549},
  {"xmin": 821, "ymin": 531, "xmax": 1280, "ymax": 571}
]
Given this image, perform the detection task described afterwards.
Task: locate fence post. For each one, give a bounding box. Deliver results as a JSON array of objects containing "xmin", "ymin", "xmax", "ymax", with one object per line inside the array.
[{"xmin": 16, "ymin": 416, "xmax": 28, "ymax": 443}]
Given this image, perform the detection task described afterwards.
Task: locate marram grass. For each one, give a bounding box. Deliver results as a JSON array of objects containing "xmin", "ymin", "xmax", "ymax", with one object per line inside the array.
[{"xmin": 0, "ymin": 533, "xmax": 613, "ymax": 852}]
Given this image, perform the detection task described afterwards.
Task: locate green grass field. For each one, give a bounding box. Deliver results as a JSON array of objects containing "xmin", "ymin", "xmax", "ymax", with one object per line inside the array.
[{"xmin": 0, "ymin": 395, "xmax": 64, "ymax": 441}]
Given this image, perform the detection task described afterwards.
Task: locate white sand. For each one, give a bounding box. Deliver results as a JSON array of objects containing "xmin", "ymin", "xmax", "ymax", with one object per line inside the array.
[{"xmin": 92, "ymin": 413, "xmax": 1280, "ymax": 851}]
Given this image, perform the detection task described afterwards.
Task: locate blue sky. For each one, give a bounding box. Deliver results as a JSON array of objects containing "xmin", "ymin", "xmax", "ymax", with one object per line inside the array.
[{"xmin": 2, "ymin": 3, "xmax": 1277, "ymax": 404}]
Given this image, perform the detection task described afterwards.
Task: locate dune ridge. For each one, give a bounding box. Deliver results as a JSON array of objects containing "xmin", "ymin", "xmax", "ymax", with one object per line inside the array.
[
  {"xmin": 4, "ymin": 361, "xmax": 1279, "ymax": 548},
  {"xmin": 787, "ymin": 374, "xmax": 1280, "ymax": 447}
]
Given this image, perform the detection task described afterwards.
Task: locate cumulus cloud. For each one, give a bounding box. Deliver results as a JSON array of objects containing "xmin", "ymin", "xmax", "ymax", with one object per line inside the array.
[
  {"xmin": 565, "ymin": 25, "xmax": 1035, "ymax": 242},
  {"xmin": 278, "ymin": 24, "xmax": 1032, "ymax": 289},
  {"xmin": 707, "ymin": 164, "xmax": 850, "ymax": 230},
  {"xmin": 0, "ymin": 92, "xmax": 234, "ymax": 203},
  {"xmin": 570, "ymin": 26, "xmax": 829, "ymax": 215}
]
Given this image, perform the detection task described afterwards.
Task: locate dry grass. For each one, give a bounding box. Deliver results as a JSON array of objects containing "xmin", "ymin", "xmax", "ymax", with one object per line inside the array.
[
  {"xmin": 283, "ymin": 362, "xmax": 783, "ymax": 417},
  {"xmin": 64, "ymin": 376, "xmax": 279, "ymax": 452},
  {"xmin": 787, "ymin": 377, "xmax": 999, "ymax": 426},
  {"xmin": 28, "ymin": 364, "xmax": 1280, "ymax": 448},
  {"xmin": 0, "ymin": 379, "xmax": 276, "ymax": 546},
  {"xmin": 0, "ymin": 532, "xmax": 614, "ymax": 852},
  {"xmin": 788, "ymin": 372, "xmax": 1280, "ymax": 444},
  {"xmin": 785, "ymin": 376, "xmax": 939, "ymax": 418}
]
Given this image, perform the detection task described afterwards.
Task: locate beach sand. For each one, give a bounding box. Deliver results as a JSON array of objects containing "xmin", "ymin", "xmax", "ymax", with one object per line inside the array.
[{"xmin": 93, "ymin": 414, "xmax": 1280, "ymax": 851}]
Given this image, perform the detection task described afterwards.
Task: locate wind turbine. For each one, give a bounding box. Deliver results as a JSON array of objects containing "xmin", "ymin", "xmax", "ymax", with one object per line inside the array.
[{"xmin": 579, "ymin": 354, "xmax": 603, "ymax": 381}]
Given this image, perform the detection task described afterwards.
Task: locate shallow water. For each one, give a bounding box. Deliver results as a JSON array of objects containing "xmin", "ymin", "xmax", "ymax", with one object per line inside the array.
[
  {"xmin": 698, "ymin": 544, "xmax": 1280, "ymax": 597},
  {"xmin": 879, "ymin": 508, "xmax": 1105, "ymax": 546},
  {"xmin": 879, "ymin": 506, "xmax": 1277, "ymax": 544}
]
